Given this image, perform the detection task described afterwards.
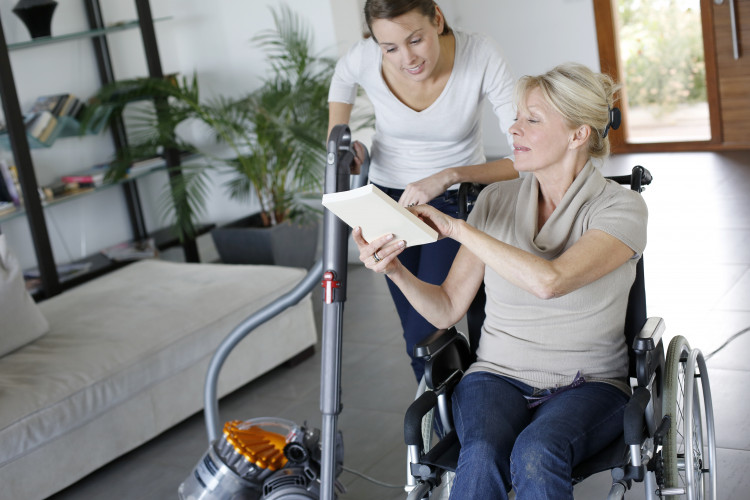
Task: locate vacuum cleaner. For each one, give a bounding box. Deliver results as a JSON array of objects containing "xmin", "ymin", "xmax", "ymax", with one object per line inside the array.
[{"xmin": 178, "ymin": 125, "xmax": 367, "ymax": 500}]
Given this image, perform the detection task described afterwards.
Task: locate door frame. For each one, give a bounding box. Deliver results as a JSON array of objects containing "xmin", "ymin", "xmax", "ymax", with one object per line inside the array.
[{"xmin": 593, "ymin": 0, "xmax": 725, "ymax": 153}]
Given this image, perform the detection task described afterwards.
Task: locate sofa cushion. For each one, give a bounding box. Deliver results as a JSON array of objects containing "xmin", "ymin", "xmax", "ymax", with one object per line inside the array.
[
  {"xmin": 0, "ymin": 259, "xmax": 310, "ymax": 467},
  {"xmin": 0, "ymin": 234, "xmax": 49, "ymax": 357}
]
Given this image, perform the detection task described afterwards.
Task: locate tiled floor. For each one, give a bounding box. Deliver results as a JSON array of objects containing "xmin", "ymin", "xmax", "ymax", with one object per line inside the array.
[{"xmin": 49, "ymin": 151, "xmax": 750, "ymax": 499}]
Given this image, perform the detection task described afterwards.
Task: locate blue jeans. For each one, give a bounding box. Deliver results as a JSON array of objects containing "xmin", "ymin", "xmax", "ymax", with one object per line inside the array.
[
  {"xmin": 373, "ymin": 185, "xmax": 472, "ymax": 381},
  {"xmin": 450, "ymin": 371, "xmax": 629, "ymax": 500}
]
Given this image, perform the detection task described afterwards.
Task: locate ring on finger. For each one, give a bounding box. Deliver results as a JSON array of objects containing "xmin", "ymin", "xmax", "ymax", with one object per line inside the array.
[{"xmin": 373, "ymin": 252, "xmax": 381, "ymax": 263}]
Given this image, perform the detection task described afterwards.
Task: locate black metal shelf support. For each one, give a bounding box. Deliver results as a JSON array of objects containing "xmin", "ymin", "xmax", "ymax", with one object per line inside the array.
[
  {"xmin": 0, "ymin": 15, "xmax": 60, "ymax": 297},
  {"xmin": 135, "ymin": 0, "xmax": 200, "ymax": 263},
  {"xmin": 84, "ymin": 0, "xmax": 149, "ymax": 243}
]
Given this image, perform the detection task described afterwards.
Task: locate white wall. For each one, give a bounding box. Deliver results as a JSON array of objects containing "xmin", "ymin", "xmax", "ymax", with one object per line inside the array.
[
  {"xmin": 0, "ymin": 0, "xmax": 598, "ymax": 269},
  {"xmin": 0, "ymin": 0, "xmax": 339, "ymax": 269},
  {"xmin": 439, "ymin": 0, "xmax": 600, "ymax": 157}
]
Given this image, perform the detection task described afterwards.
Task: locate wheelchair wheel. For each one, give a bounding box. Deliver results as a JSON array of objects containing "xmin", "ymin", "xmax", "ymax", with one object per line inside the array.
[{"xmin": 663, "ymin": 336, "xmax": 717, "ymax": 499}]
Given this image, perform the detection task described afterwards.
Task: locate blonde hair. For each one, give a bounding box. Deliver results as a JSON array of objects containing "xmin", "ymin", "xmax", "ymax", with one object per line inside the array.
[{"xmin": 515, "ymin": 62, "xmax": 621, "ymax": 158}]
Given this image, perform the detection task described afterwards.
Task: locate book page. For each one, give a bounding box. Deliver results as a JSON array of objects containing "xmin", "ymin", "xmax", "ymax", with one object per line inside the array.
[{"xmin": 322, "ymin": 184, "xmax": 438, "ymax": 246}]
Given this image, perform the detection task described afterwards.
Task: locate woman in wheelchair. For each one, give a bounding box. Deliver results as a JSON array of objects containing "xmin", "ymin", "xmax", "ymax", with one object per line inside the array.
[{"xmin": 352, "ymin": 62, "xmax": 648, "ymax": 499}]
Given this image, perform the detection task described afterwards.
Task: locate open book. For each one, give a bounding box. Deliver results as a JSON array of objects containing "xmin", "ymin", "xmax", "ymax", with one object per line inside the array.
[{"xmin": 322, "ymin": 184, "xmax": 438, "ymax": 246}]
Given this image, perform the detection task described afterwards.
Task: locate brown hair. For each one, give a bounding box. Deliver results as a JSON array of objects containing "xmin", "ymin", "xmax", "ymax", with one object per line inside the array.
[{"xmin": 364, "ymin": 0, "xmax": 451, "ymax": 41}]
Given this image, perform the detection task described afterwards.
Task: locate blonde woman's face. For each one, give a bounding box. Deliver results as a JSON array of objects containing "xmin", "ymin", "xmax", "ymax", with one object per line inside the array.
[
  {"xmin": 509, "ymin": 88, "xmax": 575, "ymax": 173},
  {"xmin": 371, "ymin": 9, "xmax": 444, "ymax": 82}
]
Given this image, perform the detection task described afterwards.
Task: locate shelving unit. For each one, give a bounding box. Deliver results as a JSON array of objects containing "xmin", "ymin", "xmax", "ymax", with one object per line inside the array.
[
  {"xmin": 0, "ymin": 113, "xmax": 99, "ymax": 150},
  {"xmin": 0, "ymin": 0, "xmax": 200, "ymax": 299}
]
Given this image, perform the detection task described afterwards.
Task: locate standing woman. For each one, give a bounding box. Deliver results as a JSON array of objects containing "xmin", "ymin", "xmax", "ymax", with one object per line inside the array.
[{"xmin": 328, "ymin": 0, "xmax": 518, "ymax": 381}]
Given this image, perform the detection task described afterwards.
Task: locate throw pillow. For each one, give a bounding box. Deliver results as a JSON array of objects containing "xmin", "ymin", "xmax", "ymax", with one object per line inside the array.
[{"xmin": 0, "ymin": 233, "xmax": 49, "ymax": 356}]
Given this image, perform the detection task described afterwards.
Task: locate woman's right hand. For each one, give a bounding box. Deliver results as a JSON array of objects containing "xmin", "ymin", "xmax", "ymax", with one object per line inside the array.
[{"xmin": 352, "ymin": 227, "xmax": 406, "ymax": 275}]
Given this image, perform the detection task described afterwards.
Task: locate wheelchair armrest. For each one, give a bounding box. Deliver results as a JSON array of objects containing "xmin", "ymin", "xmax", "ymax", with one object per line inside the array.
[
  {"xmin": 414, "ymin": 327, "xmax": 471, "ymax": 390},
  {"xmin": 633, "ymin": 317, "xmax": 666, "ymax": 388},
  {"xmin": 633, "ymin": 317, "xmax": 665, "ymax": 352},
  {"xmin": 414, "ymin": 327, "xmax": 466, "ymax": 359},
  {"xmin": 623, "ymin": 387, "xmax": 651, "ymax": 445},
  {"xmin": 405, "ymin": 390, "xmax": 438, "ymax": 447}
]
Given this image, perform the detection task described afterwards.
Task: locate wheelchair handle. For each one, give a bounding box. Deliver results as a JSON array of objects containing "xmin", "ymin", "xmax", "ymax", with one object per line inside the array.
[{"xmin": 607, "ymin": 165, "xmax": 652, "ymax": 193}]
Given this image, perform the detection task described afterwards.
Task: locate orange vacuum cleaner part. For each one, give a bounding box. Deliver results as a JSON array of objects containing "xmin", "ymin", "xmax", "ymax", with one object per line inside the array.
[{"xmin": 222, "ymin": 420, "xmax": 289, "ymax": 471}]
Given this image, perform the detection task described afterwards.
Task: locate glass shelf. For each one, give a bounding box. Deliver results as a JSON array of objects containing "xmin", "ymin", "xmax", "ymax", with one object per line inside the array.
[
  {"xmin": 0, "ymin": 162, "xmax": 165, "ymax": 224},
  {"xmin": 0, "ymin": 109, "xmax": 110, "ymax": 150},
  {"xmin": 0, "ymin": 153, "xmax": 202, "ymax": 224},
  {"xmin": 7, "ymin": 17, "xmax": 172, "ymax": 52}
]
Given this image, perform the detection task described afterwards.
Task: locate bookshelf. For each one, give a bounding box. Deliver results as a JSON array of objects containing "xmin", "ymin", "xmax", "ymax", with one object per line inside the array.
[
  {"xmin": 0, "ymin": 113, "xmax": 98, "ymax": 150},
  {"xmin": 0, "ymin": 0, "xmax": 200, "ymax": 299}
]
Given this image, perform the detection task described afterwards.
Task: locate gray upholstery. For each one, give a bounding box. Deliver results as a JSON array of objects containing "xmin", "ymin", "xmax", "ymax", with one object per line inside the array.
[{"xmin": 0, "ymin": 259, "xmax": 318, "ymax": 500}]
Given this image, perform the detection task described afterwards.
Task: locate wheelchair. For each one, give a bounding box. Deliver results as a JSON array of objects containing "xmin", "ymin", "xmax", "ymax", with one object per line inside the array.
[{"xmin": 403, "ymin": 167, "xmax": 718, "ymax": 499}]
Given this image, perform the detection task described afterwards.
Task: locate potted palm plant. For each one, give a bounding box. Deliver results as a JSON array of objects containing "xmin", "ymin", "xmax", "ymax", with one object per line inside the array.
[{"xmin": 83, "ymin": 4, "xmax": 337, "ymax": 268}]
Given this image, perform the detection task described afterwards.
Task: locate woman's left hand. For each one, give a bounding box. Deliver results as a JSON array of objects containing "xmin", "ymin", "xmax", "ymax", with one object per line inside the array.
[{"xmin": 398, "ymin": 173, "xmax": 449, "ymax": 207}]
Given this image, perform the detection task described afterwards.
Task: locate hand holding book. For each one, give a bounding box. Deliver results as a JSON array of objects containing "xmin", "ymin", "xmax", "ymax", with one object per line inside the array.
[{"xmin": 321, "ymin": 184, "xmax": 438, "ymax": 247}]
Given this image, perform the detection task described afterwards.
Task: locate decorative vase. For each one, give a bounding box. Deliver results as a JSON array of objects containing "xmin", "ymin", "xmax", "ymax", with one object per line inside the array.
[
  {"xmin": 12, "ymin": 0, "xmax": 58, "ymax": 39},
  {"xmin": 211, "ymin": 214, "xmax": 320, "ymax": 269}
]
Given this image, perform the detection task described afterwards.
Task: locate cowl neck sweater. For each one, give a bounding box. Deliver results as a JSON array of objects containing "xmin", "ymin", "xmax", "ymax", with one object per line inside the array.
[
  {"xmin": 516, "ymin": 161, "xmax": 607, "ymax": 258},
  {"xmin": 466, "ymin": 161, "xmax": 647, "ymax": 392}
]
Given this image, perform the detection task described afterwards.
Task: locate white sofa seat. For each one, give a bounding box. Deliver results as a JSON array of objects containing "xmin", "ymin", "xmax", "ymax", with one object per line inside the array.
[{"xmin": 0, "ymin": 259, "xmax": 318, "ymax": 500}]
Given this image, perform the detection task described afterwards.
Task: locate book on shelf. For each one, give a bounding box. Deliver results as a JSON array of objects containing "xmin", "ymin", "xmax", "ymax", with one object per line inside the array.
[
  {"xmin": 30, "ymin": 93, "xmax": 68, "ymax": 114},
  {"xmin": 24, "ymin": 261, "xmax": 93, "ymax": 281},
  {"xmin": 0, "ymin": 165, "xmax": 13, "ymax": 203},
  {"xmin": 61, "ymin": 172, "xmax": 105, "ymax": 187},
  {"xmin": 68, "ymin": 98, "xmax": 87, "ymax": 120},
  {"xmin": 37, "ymin": 114, "xmax": 59, "ymax": 143},
  {"xmin": 57, "ymin": 95, "xmax": 79, "ymax": 117},
  {"xmin": 0, "ymin": 160, "xmax": 21, "ymax": 205},
  {"xmin": 0, "ymin": 201, "xmax": 15, "ymax": 216},
  {"xmin": 25, "ymin": 110, "xmax": 58, "ymax": 141},
  {"xmin": 40, "ymin": 180, "xmax": 69, "ymax": 201},
  {"xmin": 0, "ymin": 176, "xmax": 11, "ymax": 204},
  {"xmin": 30, "ymin": 93, "xmax": 80, "ymax": 118},
  {"xmin": 321, "ymin": 184, "xmax": 438, "ymax": 247},
  {"xmin": 59, "ymin": 163, "xmax": 110, "ymax": 188},
  {"xmin": 101, "ymin": 238, "xmax": 158, "ymax": 262}
]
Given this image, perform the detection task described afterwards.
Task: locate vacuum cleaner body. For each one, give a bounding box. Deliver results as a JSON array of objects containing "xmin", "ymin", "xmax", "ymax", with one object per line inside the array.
[{"xmin": 179, "ymin": 418, "xmax": 343, "ymax": 500}]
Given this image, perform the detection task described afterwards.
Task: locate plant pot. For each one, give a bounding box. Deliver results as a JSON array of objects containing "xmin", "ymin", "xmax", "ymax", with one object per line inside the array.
[
  {"xmin": 13, "ymin": 0, "xmax": 58, "ymax": 39},
  {"xmin": 211, "ymin": 213, "xmax": 320, "ymax": 269}
]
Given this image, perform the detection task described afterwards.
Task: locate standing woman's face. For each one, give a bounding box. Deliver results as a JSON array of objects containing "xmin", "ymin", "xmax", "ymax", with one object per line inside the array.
[{"xmin": 370, "ymin": 8, "xmax": 445, "ymax": 82}]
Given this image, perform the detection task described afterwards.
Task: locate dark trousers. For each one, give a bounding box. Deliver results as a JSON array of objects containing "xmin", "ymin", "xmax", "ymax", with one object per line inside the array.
[
  {"xmin": 374, "ymin": 184, "xmax": 477, "ymax": 381},
  {"xmin": 451, "ymin": 372, "xmax": 628, "ymax": 499}
]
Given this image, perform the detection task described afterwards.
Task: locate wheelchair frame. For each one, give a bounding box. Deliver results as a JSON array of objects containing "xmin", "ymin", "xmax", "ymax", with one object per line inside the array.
[{"xmin": 403, "ymin": 167, "xmax": 718, "ymax": 500}]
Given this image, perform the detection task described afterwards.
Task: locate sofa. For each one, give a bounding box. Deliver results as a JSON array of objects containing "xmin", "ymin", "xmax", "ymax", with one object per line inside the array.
[{"xmin": 0, "ymin": 237, "xmax": 318, "ymax": 500}]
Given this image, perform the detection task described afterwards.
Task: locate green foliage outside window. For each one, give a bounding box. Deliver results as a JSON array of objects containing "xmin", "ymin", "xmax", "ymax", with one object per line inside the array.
[{"xmin": 618, "ymin": 0, "xmax": 706, "ymax": 115}]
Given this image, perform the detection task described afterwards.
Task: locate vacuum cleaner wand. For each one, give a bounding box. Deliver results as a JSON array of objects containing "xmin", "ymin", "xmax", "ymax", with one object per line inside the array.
[{"xmin": 319, "ymin": 125, "xmax": 368, "ymax": 500}]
